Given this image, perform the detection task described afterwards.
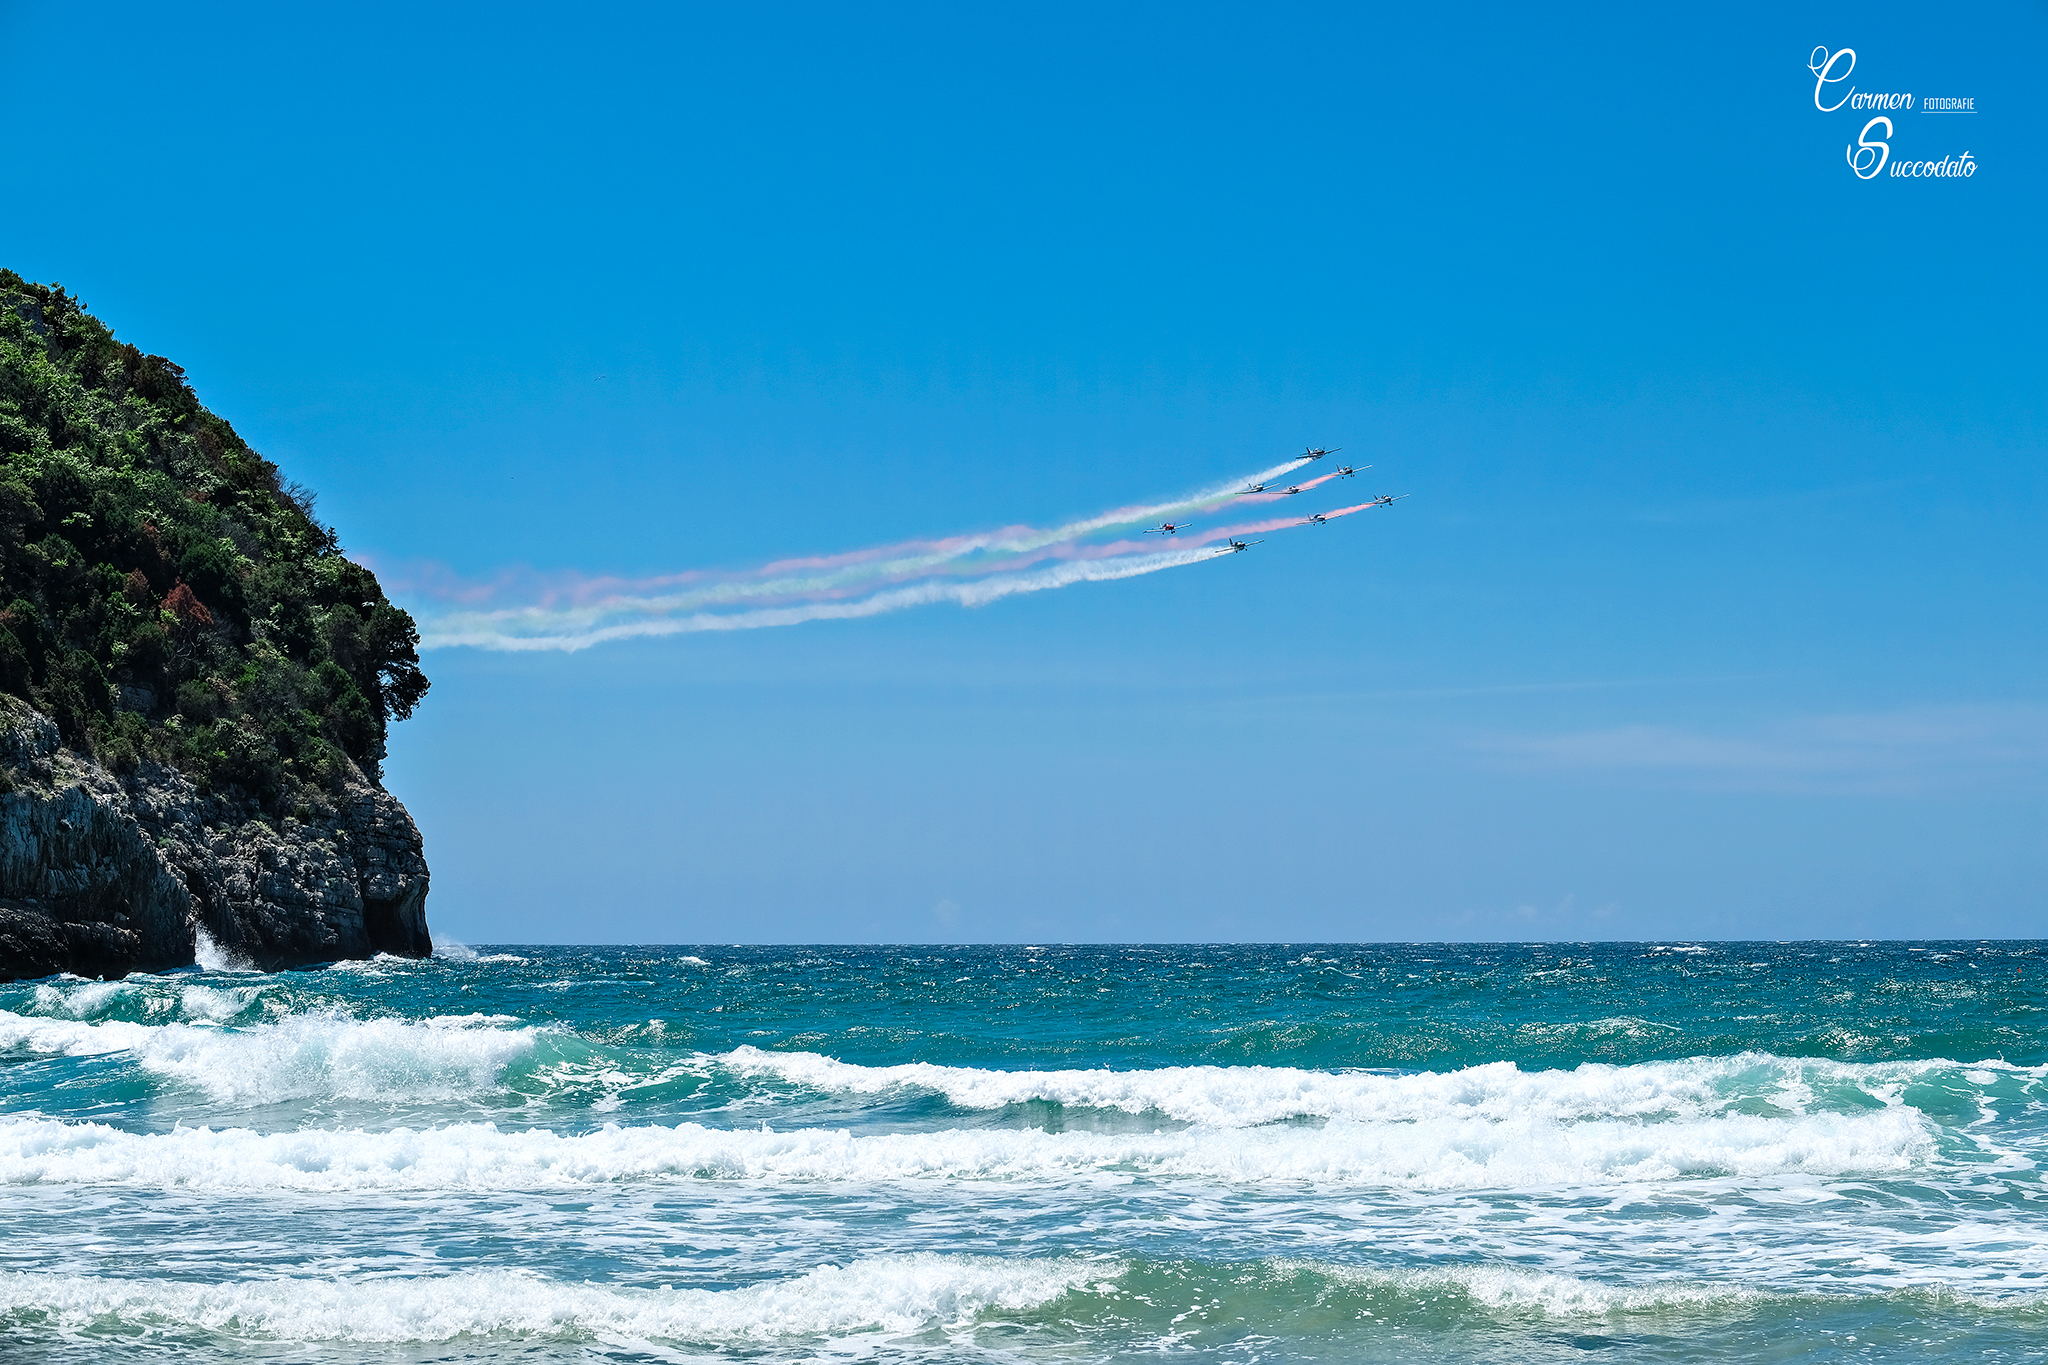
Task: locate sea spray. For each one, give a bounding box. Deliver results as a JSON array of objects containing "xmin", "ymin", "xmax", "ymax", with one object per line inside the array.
[{"xmin": 191, "ymin": 927, "xmax": 258, "ymax": 974}]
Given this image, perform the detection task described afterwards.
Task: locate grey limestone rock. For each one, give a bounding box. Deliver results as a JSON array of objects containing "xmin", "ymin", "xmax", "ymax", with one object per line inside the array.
[{"xmin": 0, "ymin": 695, "xmax": 429, "ymax": 980}]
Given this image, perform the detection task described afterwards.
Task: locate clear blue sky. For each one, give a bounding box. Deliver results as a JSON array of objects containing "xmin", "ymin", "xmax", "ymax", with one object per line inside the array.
[{"xmin": 4, "ymin": 2, "xmax": 2042, "ymax": 943}]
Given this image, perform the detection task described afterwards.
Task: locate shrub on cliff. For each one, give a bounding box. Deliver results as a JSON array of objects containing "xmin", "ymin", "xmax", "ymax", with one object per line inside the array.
[{"xmin": 0, "ymin": 270, "xmax": 427, "ymax": 809}]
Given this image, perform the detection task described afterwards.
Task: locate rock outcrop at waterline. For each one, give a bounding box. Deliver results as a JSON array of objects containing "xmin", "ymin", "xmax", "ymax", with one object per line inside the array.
[
  {"xmin": 0, "ymin": 696, "xmax": 428, "ymax": 978},
  {"xmin": 0, "ymin": 271, "xmax": 433, "ymax": 979}
]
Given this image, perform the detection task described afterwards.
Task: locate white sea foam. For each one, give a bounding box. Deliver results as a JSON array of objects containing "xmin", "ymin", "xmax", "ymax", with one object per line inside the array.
[
  {"xmin": 1281, "ymin": 1259, "xmax": 1772, "ymax": 1315},
  {"xmin": 1294, "ymin": 1259, "xmax": 2048, "ymax": 1315},
  {"xmin": 714, "ymin": 1046, "xmax": 2044, "ymax": 1128},
  {"xmin": 0, "ymin": 1102, "xmax": 1939, "ymax": 1192},
  {"xmin": 175, "ymin": 985, "xmax": 268, "ymax": 1022},
  {"xmin": 0, "ymin": 1009, "xmax": 536, "ymax": 1105},
  {"xmin": 0, "ymin": 1254, "xmax": 1104, "ymax": 1343},
  {"xmin": 428, "ymin": 940, "xmax": 529, "ymax": 965},
  {"xmin": 5, "ymin": 1003, "xmax": 2039, "ymax": 1136},
  {"xmin": 23, "ymin": 978, "xmax": 276, "ymax": 1025},
  {"xmin": 28, "ymin": 980, "xmax": 138, "ymax": 1019},
  {"xmin": 2, "ymin": 1254, "xmax": 2037, "ymax": 1351}
]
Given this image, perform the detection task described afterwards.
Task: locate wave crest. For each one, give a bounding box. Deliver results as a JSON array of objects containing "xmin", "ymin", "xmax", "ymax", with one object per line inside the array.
[
  {"xmin": 0, "ymin": 1103, "xmax": 1936, "ymax": 1192},
  {"xmin": 714, "ymin": 1045, "xmax": 2045, "ymax": 1127},
  {"xmin": 0, "ymin": 1254, "xmax": 1106, "ymax": 1345},
  {"xmin": 0, "ymin": 1009, "xmax": 537, "ymax": 1106}
]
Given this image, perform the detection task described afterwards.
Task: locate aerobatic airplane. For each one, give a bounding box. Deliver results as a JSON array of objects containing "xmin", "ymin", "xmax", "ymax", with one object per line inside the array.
[
  {"xmin": 1370, "ymin": 494, "xmax": 1407, "ymax": 507},
  {"xmin": 1273, "ymin": 485, "xmax": 1306, "ymax": 496},
  {"xmin": 1213, "ymin": 537, "xmax": 1263, "ymax": 554},
  {"xmin": 1237, "ymin": 482, "xmax": 1270, "ymax": 495},
  {"xmin": 1333, "ymin": 464, "xmax": 1369, "ymax": 479},
  {"xmin": 1298, "ymin": 446, "xmax": 1340, "ymax": 460},
  {"xmin": 1300, "ymin": 513, "xmax": 1330, "ymax": 526},
  {"xmin": 1142, "ymin": 521, "xmax": 1192, "ymax": 535}
]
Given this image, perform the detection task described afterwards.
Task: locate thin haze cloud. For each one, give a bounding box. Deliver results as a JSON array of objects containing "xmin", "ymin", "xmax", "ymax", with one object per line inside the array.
[
  {"xmin": 402, "ymin": 456, "xmax": 1394, "ymax": 652},
  {"xmin": 1470, "ymin": 704, "xmax": 2048, "ymax": 795}
]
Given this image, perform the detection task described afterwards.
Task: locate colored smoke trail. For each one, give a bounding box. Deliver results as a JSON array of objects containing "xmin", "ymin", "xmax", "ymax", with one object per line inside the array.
[
  {"xmin": 424, "ymin": 549, "xmax": 1217, "ymax": 652},
  {"xmin": 1237, "ymin": 470, "xmax": 1343, "ymax": 502},
  {"xmin": 409, "ymin": 454, "xmax": 1391, "ymax": 652}
]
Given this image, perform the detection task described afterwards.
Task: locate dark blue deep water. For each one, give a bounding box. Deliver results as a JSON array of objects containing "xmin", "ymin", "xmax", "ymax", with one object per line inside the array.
[{"xmin": 1, "ymin": 941, "xmax": 2044, "ymax": 1361}]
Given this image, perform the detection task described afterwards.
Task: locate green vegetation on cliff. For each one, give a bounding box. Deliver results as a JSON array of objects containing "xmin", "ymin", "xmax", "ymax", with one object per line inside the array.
[{"xmin": 0, "ymin": 271, "xmax": 427, "ymax": 809}]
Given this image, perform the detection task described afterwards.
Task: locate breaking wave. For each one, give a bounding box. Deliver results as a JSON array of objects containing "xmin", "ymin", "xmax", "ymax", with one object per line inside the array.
[
  {"xmin": 714, "ymin": 1045, "xmax": 2046, "ymax": 1129},
  {"xmin": 3, "ymin": 1255, "xmax": 2042, "ymax": 1353},
  {"xmin": 0, "ymin": 1101, "xmax": 1941, "ymax": 1192},
  {"xmin": 0, "ymin": 1009, "xmax": 538, "ymax": 1107},
  {"xmin": 5, "ymin": 945, "xmax": 2046, "ymax": 1363},
  {"xmin": 0, "ymin": 1254, "xmax": 1107, "ymax": 1345},
  {"xmin": 5, "ymin": 999, "xmax": 2042, "ymax": 1140}
]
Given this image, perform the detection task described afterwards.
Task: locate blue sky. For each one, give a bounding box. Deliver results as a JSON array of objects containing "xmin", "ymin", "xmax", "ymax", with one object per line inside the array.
[{"xmin": 4, "ymin": 2, "xmax": 2042, "ymax": 943}]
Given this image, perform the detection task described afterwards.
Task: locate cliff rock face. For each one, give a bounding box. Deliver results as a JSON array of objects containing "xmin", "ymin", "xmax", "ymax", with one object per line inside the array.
[
  {"xmin": 0, "ymin": 696, "xmax": 429, "ymax": 979},
  {"xmin": 0, "ymin": 273, "xmax": 435, "ymax": 981}
]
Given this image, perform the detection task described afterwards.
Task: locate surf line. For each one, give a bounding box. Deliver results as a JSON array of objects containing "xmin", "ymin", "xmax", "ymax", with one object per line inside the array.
[{"xmin": 410, "ymin": 454, "xmax": 1396, "ymax": 652}]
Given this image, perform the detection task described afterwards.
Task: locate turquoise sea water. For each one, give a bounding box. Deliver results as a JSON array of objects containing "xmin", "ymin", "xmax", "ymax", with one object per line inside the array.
[{"xmin": 1, "ymin": 941, "xmax": 2044, "ymax": 1362}]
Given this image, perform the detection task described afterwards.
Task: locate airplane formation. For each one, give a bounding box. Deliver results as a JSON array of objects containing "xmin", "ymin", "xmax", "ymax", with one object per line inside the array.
[{"xmin": 1142, "ymin": 447, "xmax": 1408, "ymax": 553}]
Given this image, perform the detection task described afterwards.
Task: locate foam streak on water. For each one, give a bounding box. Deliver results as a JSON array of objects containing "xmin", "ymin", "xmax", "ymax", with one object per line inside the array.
[{"xmin": 1, "ymin": 942, "xmax": 2043, "ymax": 1362}]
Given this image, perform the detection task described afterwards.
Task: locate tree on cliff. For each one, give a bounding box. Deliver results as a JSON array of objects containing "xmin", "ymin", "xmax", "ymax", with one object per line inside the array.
[{"xmin": 0, "ymin": 270, "xmax": 427, "ymax": 812}]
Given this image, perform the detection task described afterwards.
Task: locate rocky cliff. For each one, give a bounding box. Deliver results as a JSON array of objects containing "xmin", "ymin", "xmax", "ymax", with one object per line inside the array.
[
  {"xmin": 0, "ymin": 695, "xmax": 428, "ymax": 979},
  {"xmin": 0, "ymin": 273, "xmax": 432, "ymax": 980}
]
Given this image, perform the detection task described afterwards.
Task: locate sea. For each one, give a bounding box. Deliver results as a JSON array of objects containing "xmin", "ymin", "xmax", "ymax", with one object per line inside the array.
[{"xmin": 0, "ymin": 941, "xmax": 2043, "ymax": 1362}]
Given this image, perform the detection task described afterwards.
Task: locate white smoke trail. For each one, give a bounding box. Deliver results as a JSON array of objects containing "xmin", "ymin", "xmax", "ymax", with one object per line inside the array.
[
  {"xmin": 405, "ymin": 451, "xmax": 1380, "ymax": 653},
  {"xmin": 424, "ymin": 547, "xmax": 1216, "ymax": 653},
  {"xmin": 992, "ymin": 455, "xmax": 1312, "ymax": 548},
  {"xmin": 406, "ymin": 452, "xmax": 1345, "ymax": 652},
  {"xmin": 441, "ymin": 454, "xmax": 1313, "ymax": 627}
]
